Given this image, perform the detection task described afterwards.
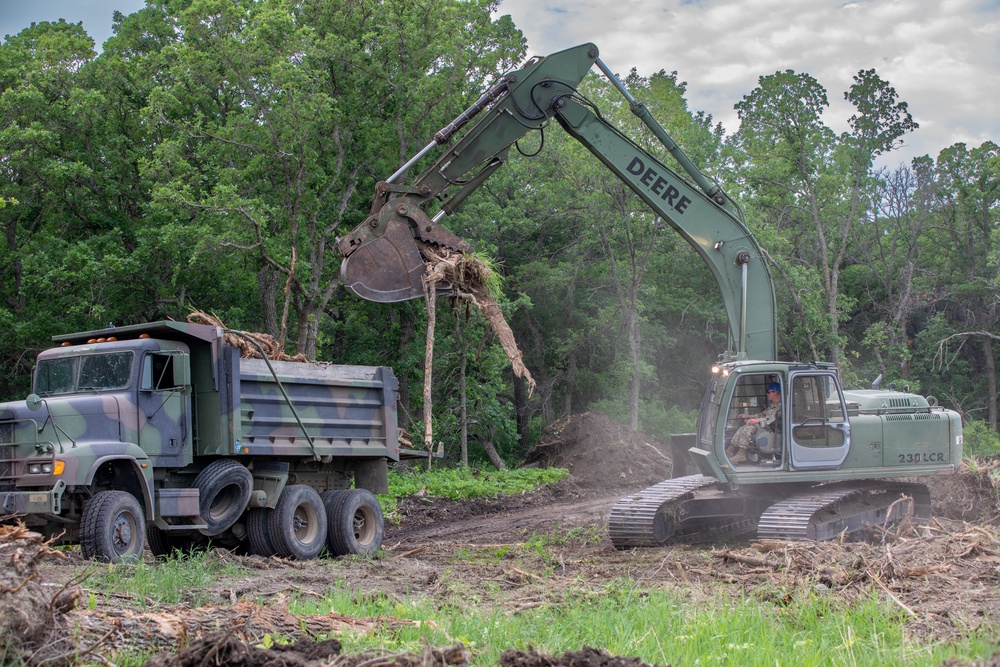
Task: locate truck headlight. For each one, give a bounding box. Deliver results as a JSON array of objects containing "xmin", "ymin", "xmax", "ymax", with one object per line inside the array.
[{"xmin": 27, "ymin": 461, "xmax": 61, "ymax": 475}]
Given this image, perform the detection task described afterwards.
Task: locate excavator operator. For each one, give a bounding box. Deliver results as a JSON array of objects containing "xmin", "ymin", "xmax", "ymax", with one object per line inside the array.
[{"xmin": 728, "ymin": 383, "xmax": 781, "ymax": 464}]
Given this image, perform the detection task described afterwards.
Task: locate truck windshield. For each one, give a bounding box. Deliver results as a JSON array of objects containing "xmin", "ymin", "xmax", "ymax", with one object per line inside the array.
[{"xmin": 35, "ymin": 352, "xmax": 134, "ymax": 395}]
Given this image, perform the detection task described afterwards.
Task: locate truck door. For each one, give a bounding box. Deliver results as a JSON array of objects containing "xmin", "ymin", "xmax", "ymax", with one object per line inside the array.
[
  {"xmin": 788, "ymin": 373, "xmax": 851, "ymax": 469},
  {"xmin": 137, "ymin": 352, "xmax": 192, "ymax": 467}
]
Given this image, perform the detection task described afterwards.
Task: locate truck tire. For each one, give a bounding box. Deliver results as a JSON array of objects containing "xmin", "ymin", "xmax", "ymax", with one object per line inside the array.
[
  {"xmin": 246, "ymin": 508, "xmax": 278, "ymax": 557},
  {"xmin": 326, "ymin": 488, "xmax": 384, "ymax": 556},
  {"xmin": 268, "ymin": 485, "xmax": 328, "ymax": 560},
  {"xmin": 81, "ymin": 490, "xmax": 146, "ymax": 563},
  {"xmin": 193, "ymin": 460, "xmax": 253, "ymax": 536},
  {"xmin": 146, "ymin": 526, "xmax": 199, "ymax": 559}
]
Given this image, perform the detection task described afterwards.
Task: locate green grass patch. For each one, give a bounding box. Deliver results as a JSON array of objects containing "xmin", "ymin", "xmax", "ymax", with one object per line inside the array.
[
  {"xmin": 81, "ymin": 547, "xmax": 250, "ymax": 608},
  {"xmin": 385, "ymin": 466, "xmax": 567, "ymax": 503},
  {"xmin": 291, "ymin": 582, "xmax": 996, "ymax": 667},
  {"xmin": 379, "ymin": 466, "xmax": 567, "ymax": 520}
]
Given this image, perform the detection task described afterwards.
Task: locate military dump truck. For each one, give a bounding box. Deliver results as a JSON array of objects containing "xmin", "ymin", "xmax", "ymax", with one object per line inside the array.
[{"xmin": 0, "ymin": 321, "xmax": 399, "ymax": 562}]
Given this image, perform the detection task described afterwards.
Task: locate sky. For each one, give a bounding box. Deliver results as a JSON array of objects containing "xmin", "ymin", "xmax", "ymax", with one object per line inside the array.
[{"xmin": 1, "ymin": 0, "xmax": 997, "ymax": 166}]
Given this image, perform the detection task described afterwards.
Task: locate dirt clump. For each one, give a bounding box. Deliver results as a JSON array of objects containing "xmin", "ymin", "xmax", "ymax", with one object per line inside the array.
[
  {"xmin": 143, "ymin": 633, "xmax": 344, "ymax": 667},
  {"xmin": 501, "ymin": 647, "xmax": 662, "ymax": 667},
  {"xmin": 522, "ymin": 412, "xmax": 673, "ymax": 491}
]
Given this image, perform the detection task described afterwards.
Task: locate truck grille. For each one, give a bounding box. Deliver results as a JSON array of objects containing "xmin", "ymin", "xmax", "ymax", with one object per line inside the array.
[{"xmin": 0, "ymin": 421, "xmax": 13, "ymax": 488}]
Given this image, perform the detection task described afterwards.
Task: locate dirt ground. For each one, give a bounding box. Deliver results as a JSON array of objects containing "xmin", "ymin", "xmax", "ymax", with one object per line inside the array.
[{"xmin": 5, "ymin": 412, "xmax": 1000, "ymax": 666}]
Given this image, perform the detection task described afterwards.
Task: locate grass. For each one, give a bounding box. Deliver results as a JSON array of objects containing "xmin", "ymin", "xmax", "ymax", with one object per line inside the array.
[
  {"xmin": 379, "ymin": 465, "xmax": 569, "ymax": 519},
  {"xmin": 81, "ymin": 547, "xmax": 251, "ymax": 608},
  {"xmin": 387, "ymin": 466, "xmax": 568, "ymax": 501},
  {"xmin": 286, "ymin": 582, "xmax": 996, "ymax": 667}
]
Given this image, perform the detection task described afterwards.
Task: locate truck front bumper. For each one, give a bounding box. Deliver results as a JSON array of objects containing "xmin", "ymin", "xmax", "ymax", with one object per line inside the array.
[{"xmin": 1, "ymin": 480, "xmax": 66, "ymax": 515}]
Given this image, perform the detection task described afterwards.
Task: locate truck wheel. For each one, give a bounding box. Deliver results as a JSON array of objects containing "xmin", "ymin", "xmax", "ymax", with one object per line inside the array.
[
  {"xmin": 268, "ymin": 485, "xmax": 328, "ymax": 560},
  {"xmin": 81, "ymin": 490, "xmax": 146, "ymax": 563},
  {"xmin": 326, "ymin": 489, "xmax": 384, "ymax": 556},
  {"xmin": 246, "ymin": 508, "xmax": 278, "ymax": 557},
  {"xmin": 147, "ymin": 526, "xmax": 199, "ymax": 560},
  {"xmin": 193, "ymin": 460, "xmax": 253, "ymax": 536}
]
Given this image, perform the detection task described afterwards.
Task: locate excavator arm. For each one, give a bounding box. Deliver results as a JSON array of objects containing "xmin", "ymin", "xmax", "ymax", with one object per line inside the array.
[{"xmin": 337, "ymin": 43, "xmax": 777, "ymax": 361}]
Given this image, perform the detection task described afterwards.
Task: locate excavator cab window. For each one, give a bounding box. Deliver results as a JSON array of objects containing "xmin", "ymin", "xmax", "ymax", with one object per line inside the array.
[
  {"xmin": 791, "ymin": 375, "xmax": 847, "ymax": 447},
  {"xmin": 719, "ymin": 374, "xmax": 784, "ymax": 466},
  {"xmin": 726, "ymin": 375, "xmax": 775, "ymax": 429}
]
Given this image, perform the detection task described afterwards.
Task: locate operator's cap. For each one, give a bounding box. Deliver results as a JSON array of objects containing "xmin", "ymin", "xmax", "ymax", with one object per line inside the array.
[{"xmin": 767, "ymin": 382, "xmax": 781, "ymax": 392}]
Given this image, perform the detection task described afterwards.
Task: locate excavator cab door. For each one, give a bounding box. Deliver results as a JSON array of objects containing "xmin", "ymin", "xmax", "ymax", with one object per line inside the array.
[{"xmin": 787, "ymin": 373, "xmax": 851, "ymax": 469}]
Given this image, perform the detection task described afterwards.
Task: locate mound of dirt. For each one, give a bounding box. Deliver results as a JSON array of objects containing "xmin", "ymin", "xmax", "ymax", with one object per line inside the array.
[
  {"xmin": 144, "ymin": 633, "xmax": 467, "ymax": 667},
  {"xmin": 522, "ymin": 413, "xmax": 672, "ymax": 491},
  {"xmin": 925, "ymin": 457, "xmax": 1000, "ymax": 525}
]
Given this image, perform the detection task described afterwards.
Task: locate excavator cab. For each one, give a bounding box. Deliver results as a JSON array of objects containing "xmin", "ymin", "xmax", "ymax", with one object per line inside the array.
[{"xmin": 722, "ymin": 374, "xmax": 783, "ymax": 467}]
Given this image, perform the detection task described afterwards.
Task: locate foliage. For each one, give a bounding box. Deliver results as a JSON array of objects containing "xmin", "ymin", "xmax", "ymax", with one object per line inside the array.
[
  {"xmin": 587, "ymin": 398, "xmax": 697, "ymax": 438},
  {"xmin": 962, "ymin": 421, "xmax": 1000, "ymax": 457},
  {"xmin": 386, "ymin": 465, "xmax": 568, "ymax": 501},
  {"xmin": 0, "ymin": 0, "xmax": 999, "ymax": 454}
]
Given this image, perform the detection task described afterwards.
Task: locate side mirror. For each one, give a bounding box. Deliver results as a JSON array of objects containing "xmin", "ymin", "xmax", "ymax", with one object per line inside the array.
[{"xmin": 26, "ymin": 393, "xmax": 42, "ymax": 411}]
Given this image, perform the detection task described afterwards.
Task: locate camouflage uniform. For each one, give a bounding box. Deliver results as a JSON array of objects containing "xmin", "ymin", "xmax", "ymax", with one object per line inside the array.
[{"xmin": 728, "ymin": 401, "xmax": 781, "ymax": 461}]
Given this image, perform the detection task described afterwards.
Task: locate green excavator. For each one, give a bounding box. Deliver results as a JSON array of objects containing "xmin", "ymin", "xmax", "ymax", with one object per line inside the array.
[{"xmin": 337, "ymin": 43, "xmax": 962, "ymax": 544}]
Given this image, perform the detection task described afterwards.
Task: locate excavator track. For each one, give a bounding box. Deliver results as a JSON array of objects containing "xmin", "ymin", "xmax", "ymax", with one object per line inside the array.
[
  {"xmin": 756, "ymin": 481, "xmax": 931, "ymax": 541},
  {"xmin": 609, "ymin": 475, "xmax": 745, "ymax": 548}
]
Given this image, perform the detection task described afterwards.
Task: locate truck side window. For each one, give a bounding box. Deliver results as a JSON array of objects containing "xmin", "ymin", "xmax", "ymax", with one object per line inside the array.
[{"xmin": 141, "ymin": 354, "xmax": 174, "ymax": 391}]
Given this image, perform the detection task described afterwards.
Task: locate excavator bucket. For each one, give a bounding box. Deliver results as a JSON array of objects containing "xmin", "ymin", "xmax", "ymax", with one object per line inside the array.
[
  {"xmin": 338, "ymin": 197, "xmax": 469, "ymax": 303},
  {"xmin": 339, "ymin": 219, "xmax": 430, "ymax": 303}
]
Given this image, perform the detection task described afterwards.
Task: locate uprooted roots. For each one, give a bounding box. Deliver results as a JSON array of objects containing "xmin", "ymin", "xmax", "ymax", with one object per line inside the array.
[
  {"xmin": 0, "ymin": 522, "xmax": 83, "ymax": 665},
  {"xmin": 419, "ymin": 243, "xmax": 535, "ymax": 394},
  {"xmin": 186, "ymin": 310, "xmax": 307, "ymax": 362}
]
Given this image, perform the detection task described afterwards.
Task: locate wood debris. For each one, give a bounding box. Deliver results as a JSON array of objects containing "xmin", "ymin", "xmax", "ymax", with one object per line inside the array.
[
  {"xmin": 0, "ymin": 521, "xmax": 84, "ymax": 665},
  {"xmin": 186, "ymin": 310, "xmax": 307, "ymax": 362}
]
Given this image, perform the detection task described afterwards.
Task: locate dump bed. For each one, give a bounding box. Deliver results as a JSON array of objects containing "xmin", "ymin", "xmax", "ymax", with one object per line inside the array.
[{"xmin": 234, "ymin": 357, "xmax": 399, "ymax": 461}]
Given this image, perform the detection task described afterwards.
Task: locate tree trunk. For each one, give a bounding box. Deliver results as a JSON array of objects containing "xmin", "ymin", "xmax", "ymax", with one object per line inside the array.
[
  {"xmin": 396, "ymin": 307, "xmax": 416, "ymax": 430},
  {"xmin": 984, "ymin": 335, "xmax": 998, "ymax": 430},
  {"xmin": 294, "ymin": 304, "xmax": 321, "ymax": 361},
  {"xmin": 456, "ymin": 313, "xmax": 468, "ymax": 466},
  {"xmin": 258, "ymin": 265, "xmax": 280, "ymax": 337},
  {"xmin": 563, "ymin": 349, "xmax": 576, "ymax": 418},
  {"xmin": 480, "ymin": 425, "xmax": 507, "ymax": 470},
  {"xmin": 625, "ymin": 306, "xmax": 641, "ymax": 431}
]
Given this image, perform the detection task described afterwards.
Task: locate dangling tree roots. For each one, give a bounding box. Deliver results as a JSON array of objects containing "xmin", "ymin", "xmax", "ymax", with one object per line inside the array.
[
  {"xmin": 421, "ymin": 244, "xmax": 535, "ymax": 390},
  {"xmin": 418, "ymin": 243, "xmax": 535, "ymax": 452}
]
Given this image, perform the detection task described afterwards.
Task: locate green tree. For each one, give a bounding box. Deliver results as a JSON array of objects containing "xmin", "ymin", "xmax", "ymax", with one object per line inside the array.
[
  {"xmin": 922, "ymin": 142, "xmax": 1000, "ymax": 426},
  {"xmin": 145, "ymin": 0, "xmax": 523, "ymax": 359},
  {"xmin": 731, "ymin": 68, "xmax": 916, "ymax": 369}
]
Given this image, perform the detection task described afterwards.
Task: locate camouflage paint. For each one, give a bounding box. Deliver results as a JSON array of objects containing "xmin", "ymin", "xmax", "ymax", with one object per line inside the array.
[{"xmin": 0, "ymin": 321, "xmax": 400, "ymax": 544}]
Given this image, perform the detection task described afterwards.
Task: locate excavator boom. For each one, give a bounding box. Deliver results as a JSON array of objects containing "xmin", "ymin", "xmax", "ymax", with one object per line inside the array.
[{"xmin": 337, "ymin": 43, "xmax": 776, "ymax": 361}]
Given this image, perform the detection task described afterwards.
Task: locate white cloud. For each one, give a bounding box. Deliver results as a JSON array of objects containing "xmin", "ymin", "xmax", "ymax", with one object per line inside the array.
[{"xmin": 494, "ymin": 0, "xmax": 1000, "ymax": 164}]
